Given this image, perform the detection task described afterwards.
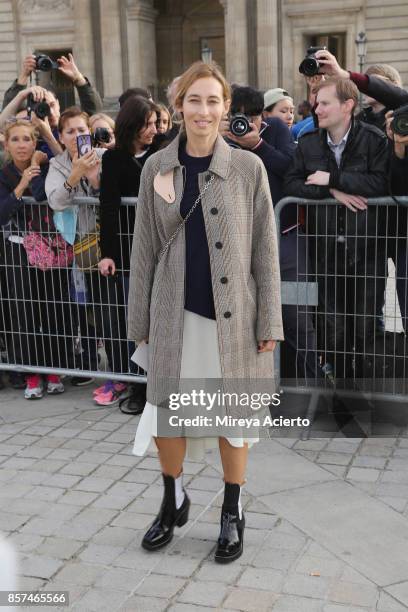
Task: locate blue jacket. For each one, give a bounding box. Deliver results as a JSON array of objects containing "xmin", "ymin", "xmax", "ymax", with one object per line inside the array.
[{"xmin": 226, "ymin": 117, "xmax": 296, "ymax": 230}]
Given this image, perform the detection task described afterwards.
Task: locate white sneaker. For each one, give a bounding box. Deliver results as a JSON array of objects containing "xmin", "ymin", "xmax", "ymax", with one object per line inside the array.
[
  {"xmin": 24, "ymin": 376, "xmax": 43, "ymax": 400},
  {"xmin": 47, "ymin": 379, "xmax": 65, "ymax": 395}
]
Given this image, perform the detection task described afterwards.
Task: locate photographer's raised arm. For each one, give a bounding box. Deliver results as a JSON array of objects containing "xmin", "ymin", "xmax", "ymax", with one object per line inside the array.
[
  {"xmin": 314, "ymin": 49, "xmax": 408, "ymax": 110},
  {"xmin": 57, "ymin": 54, "xmax": 102, "ymax": 115},
  {"xmin": 1, "ymin": 55, "xmax": 37, "ymax": 109}
]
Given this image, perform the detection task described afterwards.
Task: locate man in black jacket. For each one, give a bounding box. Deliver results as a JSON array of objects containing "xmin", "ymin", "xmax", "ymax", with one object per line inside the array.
[
  {"xmin": 314, "ymin": 50, "xmax": 408, "ymax": 332},
  {"xmin": 222, "ymin": 86, "xmax": 322, "ymax": 382},
  {"xmin": 284, "ymin": 77, "xmax": 389, "ymax": 379}
]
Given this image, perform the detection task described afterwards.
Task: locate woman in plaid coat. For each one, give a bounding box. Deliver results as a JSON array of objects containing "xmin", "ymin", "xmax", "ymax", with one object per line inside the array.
[{"xmin": 128, "ymin": 61, "xmax": 283, "ymax": 563}]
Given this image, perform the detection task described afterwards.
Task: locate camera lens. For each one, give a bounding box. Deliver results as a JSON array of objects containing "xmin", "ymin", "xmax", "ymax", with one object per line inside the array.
[
  {"xmin": 230, "ymin": 114, "xmax": 251, "ymax": 137},
  {"xmin": 392, "ymin": 114, "xmax": 408, "ymax": 137},
  {"xmin": 94, "ymin": 127, "xmax": 111, "ymax": 144},
  {"xmin": 35, "ymin": 101, "xmax": 51, "ymax": 120},
  {"xmin": 299, "ymin": 57, "xmax": 320, "ymax": 77},
  {"xmin": 36, "ymin": 55, "xmax": 54, "ymax": 72}
]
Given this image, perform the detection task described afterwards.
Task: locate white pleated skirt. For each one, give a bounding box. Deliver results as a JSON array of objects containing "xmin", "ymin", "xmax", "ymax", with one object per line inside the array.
[{"xmin": 132, "ymin": 310, "xmax": 259, "ymax": 461}]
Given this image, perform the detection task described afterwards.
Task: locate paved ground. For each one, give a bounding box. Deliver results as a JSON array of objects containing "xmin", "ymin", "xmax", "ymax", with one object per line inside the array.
[{"xmin": 1, "ymin": 381, "xmax": 408, "ymax": 612}]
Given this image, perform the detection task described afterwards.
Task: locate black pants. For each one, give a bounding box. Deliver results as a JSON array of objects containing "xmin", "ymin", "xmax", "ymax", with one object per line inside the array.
[
  {"xmin": 280, "ymin": 230, "xmax": 322, "ymax": 382},
  {"xmin": 313, "ymin": 236, "xmax": 387, "ymax": 379},
  {"xmin": 4, "ymin": 241, "xmax": 75, "ymax": 369},
  {"xmin": 81, "ymin": 272, "xmax": 133, "ymax": 375}
]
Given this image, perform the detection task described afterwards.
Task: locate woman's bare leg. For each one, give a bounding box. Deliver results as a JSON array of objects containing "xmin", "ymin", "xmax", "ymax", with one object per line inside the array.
[
  {"xmin": 154, "ymin": 437, "xmax": 186, "ymax": 477},
  {"xmin": 218, "ymin": 437, "xmax": 248, "ymax": 484}
]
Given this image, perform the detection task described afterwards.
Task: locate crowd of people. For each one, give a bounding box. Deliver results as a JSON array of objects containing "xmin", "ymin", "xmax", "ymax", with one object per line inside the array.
[
  {"xmin": 1, "ymin": 47, "xmax": 408, "ymax": 565},
  {"xmin": 0, "ymin": 49, "xmax": 407, "ymax": 411}
]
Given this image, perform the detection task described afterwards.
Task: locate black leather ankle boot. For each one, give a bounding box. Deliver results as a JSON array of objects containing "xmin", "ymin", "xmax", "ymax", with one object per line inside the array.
[
  {"xmin": 142, "ymin": 473, "xmax": 190, "ymax": 551},
  {"xmin": 214, "ymin": 482, "xmax": 245, "ymax": 563}
]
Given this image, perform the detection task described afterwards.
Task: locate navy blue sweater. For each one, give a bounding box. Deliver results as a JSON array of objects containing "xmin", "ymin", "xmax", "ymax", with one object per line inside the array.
[
  {"xmin": 0, "ymin": 162, "xmax": 47, "ymax": 228},
  {"xmin": 179, "ymin": 143, "xmax": 215, "ymax": 320}
]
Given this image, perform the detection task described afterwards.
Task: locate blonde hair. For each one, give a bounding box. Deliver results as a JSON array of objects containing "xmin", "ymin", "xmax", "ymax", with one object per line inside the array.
[
  {"xmin": 89, "ymin": 113, "xmax": 115, "ymax": 132},
  {"xmin": 174, "ymin": 61, "xmax": 231, "ymax": 110},
  {"xmin": 316, "ymin": 77, "xmax": 359, "ymax": 113},
  {"xmin": 365, "ymin": 64, "xmax": 402, "ymax": 87},
  {"xmin": 4, "ymin": 119, "xmax": 38, "ymax": 142},
  {"xmin": 157, "ymin": 104, "xmax": 172, "ymax": 131}
]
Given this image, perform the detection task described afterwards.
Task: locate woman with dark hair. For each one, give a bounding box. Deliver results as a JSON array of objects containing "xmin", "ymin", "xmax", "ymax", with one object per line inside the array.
[{"xmin": 98, "ymin": 95, "xmax": 160, "ymax": 409}]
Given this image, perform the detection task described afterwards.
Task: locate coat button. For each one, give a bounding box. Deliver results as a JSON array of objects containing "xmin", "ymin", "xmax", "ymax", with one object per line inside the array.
[
  {"xmin": 220, "ymin": 277, "xmax": 228, "ymax": 284},
  {"xmin": 205, "ymin": 173, "xmax": 212, "ymax": 181},
  {"xmin": 211, "ymin": 207, "xmax": 218, "ymax": 215},
  {"xmin": 215, "ymin": 241, "xmax": 223, "ymax": 249},
  {"xmin": 224, "ymin": 311, "xmax": 232, "ymax": 319}
]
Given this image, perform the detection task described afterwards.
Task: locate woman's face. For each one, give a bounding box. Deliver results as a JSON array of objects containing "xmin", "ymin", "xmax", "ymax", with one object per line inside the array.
[
  {"xmin": 59, "ymin": 116, "xmax": 90, "ymax": 158},
  {"xmin": 135, "ymin": 112, "xmax": 158, "ymax": 149},
  {"xmin": 5, "ymin": 125, "xmax": 36, "ymax": 165},
  {"xmin": 178, "ymin": 77, "xmax": 228, "ymax": 141},
  {"xmin": 266, "ymin": 98, "xmax": 295, "ymax": 129},
  {"xmin": 91, "ymin": 118, "xmax": 115, "ymax": 149},
  {"xmin": 157, "ymin": 112, "xmax": 170, "ymax": 134}
]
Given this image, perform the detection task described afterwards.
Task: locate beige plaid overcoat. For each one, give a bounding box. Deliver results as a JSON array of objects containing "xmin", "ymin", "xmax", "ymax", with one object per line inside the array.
[{"xmin": 128, "ymin": 134, "xmax": 284, "ymax": 416}]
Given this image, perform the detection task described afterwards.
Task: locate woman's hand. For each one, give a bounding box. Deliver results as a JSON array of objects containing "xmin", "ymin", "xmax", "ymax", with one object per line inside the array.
[
  {"xmin": 98, "ymin": 258, "xmax": 116, "ymax": 276},
  {"xmin": 31, "ymin": 150, "xmax": 48, "ymax": 166},
  {"xmin": 21, "ymin": 165, "xmax": 41, "ymax": 187},
  {"xmin": 83, "ymin": 153, "xmax": 101, "ymax": 187},
  {"xmin": 14, "ymin": 165, "xmax": 41, "ymax": 199},
  {"xmin": 70, "ymin": 150, "xmax": 100, "ymax": 183},
  {"xmin": 257, "ymin": 340, "xmax": 277, "ymax": 353}
]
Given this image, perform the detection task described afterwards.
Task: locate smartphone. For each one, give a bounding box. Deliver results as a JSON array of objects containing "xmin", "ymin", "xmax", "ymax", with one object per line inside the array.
[{"xmin": 76, "ymin": 134, "xmax": 92, "ymax": 157}]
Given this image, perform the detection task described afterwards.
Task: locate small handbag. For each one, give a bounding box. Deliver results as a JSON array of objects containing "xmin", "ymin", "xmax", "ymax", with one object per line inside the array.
[
  {"xmin": 22, "ymin": 203, "xmax": 74, "ymax": 271},
  {"xmin": 73, "ymin": 223, "xmax": 101, "ymax": 271},
  {"xmin": 132, "ymin": 174, "xmax": 215, "ymax": 373}
]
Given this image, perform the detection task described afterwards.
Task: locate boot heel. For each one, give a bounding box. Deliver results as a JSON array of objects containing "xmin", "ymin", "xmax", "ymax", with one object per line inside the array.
[{"xmin": 176, "ymin": 505, "xmax": 189, "ymax": 527}]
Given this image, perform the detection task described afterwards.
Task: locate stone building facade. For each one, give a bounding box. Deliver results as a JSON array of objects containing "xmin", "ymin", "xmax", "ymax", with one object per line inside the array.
[{"xmin": 1, "ymin": 0, "xmax": 407, "ymax": 109}]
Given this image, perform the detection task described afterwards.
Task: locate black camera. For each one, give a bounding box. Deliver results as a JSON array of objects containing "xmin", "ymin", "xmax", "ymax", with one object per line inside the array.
[
  {"xmin": 93, "ymin": 127, "xmax": 112, "ymax": 145},
  {"xmin": 26, "ymin": 93, "xmax": 50, "ymax": 120},
  {"xmin": 299, "ymin": 46, "xmax": 327, "ymax": 77},
  {"xmin": 35, "ymin": 54, "xmax": 58, "ymax": 72},
  {"xmin": 391, "ymin": 104, "xmax": 408, "ymax": 137},
  {"xmin": 229, "ymin": 113, "xmax": 251, "ymax": 137}
]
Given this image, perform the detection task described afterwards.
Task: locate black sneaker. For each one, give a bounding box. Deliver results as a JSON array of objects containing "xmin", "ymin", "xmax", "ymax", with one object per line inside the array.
[
  {"xmin": 119, "ymin": 383, "xmax": 146, "ymax": 415},
  {"xmin": 9, "ymin": 372, "xmax": 26, "ymax": 389},
  {"xmin": 71, "ymin": 376, "xmax": 95, "ymax": 387}
]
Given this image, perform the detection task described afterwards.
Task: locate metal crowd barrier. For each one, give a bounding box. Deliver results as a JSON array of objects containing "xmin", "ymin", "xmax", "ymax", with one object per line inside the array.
[
  {"xmin": 0, "ymin": 197, "xmax": 146, "ymax": 384},
  {"xmin": 275, "ymin": 197, "xmax": 408, "ymax": 437},
  {"xmin": 1, "ymin": 196, "xmax": 408, "ymax": 407}
]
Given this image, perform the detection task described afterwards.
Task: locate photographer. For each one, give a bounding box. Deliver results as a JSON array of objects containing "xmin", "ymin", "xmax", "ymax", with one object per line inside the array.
[
  {"xmin": 284, "ymin": 77, "xmax": 389, "ymax": 379},
  {"xmin": 314, "ymin": 49, "xmax": 408, "ymax": 112},
  {"xmin": 89, "ymin": 113, "xmax": 116, "ymax": 150},
  {"xmin": 0, "ymin": 86, "xmax": 63, "ymax": 157},
  {"xmin": 2, "ymin": 53, "xmax": 102, "ymax": 117},
  {"xmin": 222, "ymin": 86, "xmax": 321, "ymax": 381}
]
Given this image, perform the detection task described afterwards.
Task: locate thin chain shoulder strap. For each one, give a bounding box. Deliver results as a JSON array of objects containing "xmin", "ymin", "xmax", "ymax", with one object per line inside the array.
[{"xmin": 157, "ymin": 174, "xmax": 215, "ymax": 263}]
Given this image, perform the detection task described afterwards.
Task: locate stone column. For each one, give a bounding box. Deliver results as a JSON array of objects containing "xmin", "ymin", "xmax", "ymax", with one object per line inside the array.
[
  {"xmin": 220, "ymin": 0, "xmax": 248, "ymax": 85},
  {"xmin": 73, "ymin": 0, "xmax": 96, "ymax": 86},
  {"xmin": 99, "ymin": 0, "xmax": 123, "ymax": 99},
  {"xmin": 126, "ymin": 0, "xmax": 158, "ymax": 92},
  {"xmin": 256, "ymin": 0, "xmax": 279, "ymax": 89}
]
